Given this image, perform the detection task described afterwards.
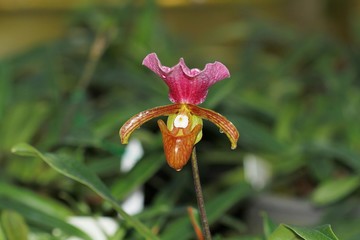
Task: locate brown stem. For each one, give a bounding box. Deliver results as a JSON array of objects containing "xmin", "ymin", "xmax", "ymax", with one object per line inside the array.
[{"xmin": 191, "ymin": 147, "xmax": 212, "ymax": 240}]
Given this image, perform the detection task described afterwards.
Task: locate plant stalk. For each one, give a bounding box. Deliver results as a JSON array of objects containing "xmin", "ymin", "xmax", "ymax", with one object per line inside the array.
[{"xmin": 191, "ymin": 147, "xmax": 212, "ymax": 240}]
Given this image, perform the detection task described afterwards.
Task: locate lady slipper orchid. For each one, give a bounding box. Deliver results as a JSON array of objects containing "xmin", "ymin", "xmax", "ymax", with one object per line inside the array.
[{"xmin": 120, "ymin": 53, "xmax": 239, "ymax": 171}]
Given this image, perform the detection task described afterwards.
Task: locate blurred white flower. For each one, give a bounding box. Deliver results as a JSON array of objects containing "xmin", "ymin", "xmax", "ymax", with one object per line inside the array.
[{"xmin": 244, "ymin": 154, "xmax": 272, "ymax": 190}]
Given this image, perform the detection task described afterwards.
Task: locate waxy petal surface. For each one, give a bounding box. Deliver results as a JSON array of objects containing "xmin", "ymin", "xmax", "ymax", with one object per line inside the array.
[
  {"xmin": 142, "ymin": 53, "xmax": 230, "ymax": 105},
  {"xmin": 120, "ymin": 104, "xmax": 182, "ymax": 144},
  {"xmin": 158, "ymin": 119, "xmax": 202, "ymax": 171},
  {"xmin": 187, "ymin": 104, "xmax": 239, "ymax": 149}
]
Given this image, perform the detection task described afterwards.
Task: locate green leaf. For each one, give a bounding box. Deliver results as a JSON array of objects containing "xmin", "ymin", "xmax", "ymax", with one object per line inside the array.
[
  {"xmin": 262, "ymin": 213, "xmax": 278, "ymax": 238},
  {"xmin": 1, "ymin": 210, "xmax": 28, "ymax": 240},
  {"xmin": 305, "ymin": 144, "xmax": 360, "ymax": 173},
  {"xmin": 11, "ymin": 143, "xmax": 160, "ymax": 240},
  {"xmin": 160, "ymin": 216, "xmax": 191, "ymax": 240},
  {"xmin": 286, "ymin": 224, "xmax": 339, "ymax": 240},
  {"xmin": 161, "ymin": 181, "xmax": 252, "ymax": 239},
  {"xmin": 312, "ymin": 175, "xmax": 360, "ymax": 205},
  {"xmin": 205, "ymin": 79, "xmax": 236, "ymax": 109},
  {"xmin": 207, "ymin": 182, "xmax": 252, "ymax": 223},
  {"xmin": 237, "ymin": 116, "xmax": 284, "ymax": 153},
  {"xmin": 268, "ymin": 224, "xmax": 340, "ymax": 240},
  {"xmin": 0, "ymin": 223, "xmax": 5, "ymax": 240},
  {"xmin": 0, "ymin": 62, "xmax": 12, "ymax": 120},
  {"xmin": 0, "ymin": 198, "xmax": 91, "ymax": 240},
  {"xmin": 268, "ymin": 224, "xmax": 301, "ymax": 240},
  {"xmin": 0, "ymin": 102, "xmax": 49, "ymax": 151},
  {"xmin": 0, "ymin": 182, "xmax": 73, "ymax": 219},
  {"xmin": 111, "ymin": 153, "xmax": 164, "ymax": 199}
]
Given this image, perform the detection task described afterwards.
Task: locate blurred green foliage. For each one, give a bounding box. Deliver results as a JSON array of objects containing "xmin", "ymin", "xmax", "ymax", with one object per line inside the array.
[{"xmin": 0, "ymin": 1, "xmax": 359, "ymax": 239}]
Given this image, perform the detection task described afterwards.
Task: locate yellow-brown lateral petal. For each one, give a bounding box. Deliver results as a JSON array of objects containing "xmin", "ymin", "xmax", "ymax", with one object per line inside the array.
[
  {"xmin": 158, "ymin": 119, "xmax": 202, "ymax": 171},
  {"xmin": 187, "ymin": 104, "xmax": 239, "ymax": 149},
  {"xmin": 120, "ymin": 104, "xmax": 182, "ymax": 144}
]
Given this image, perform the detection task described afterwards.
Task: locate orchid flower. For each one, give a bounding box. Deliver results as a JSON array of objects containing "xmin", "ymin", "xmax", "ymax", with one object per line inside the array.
[{"xmin": 120, "ymin": 53, "xmax": 239, "ymax": 171}]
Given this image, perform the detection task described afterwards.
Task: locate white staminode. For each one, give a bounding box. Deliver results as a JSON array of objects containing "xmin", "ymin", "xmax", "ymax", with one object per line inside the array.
[{"xmin": 174, "ymin": 114, "xmax": 189, "ymax": 128}]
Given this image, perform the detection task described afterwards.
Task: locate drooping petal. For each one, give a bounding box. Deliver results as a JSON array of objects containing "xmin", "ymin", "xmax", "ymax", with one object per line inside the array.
[
  {"xmin": 158, "ymin": 119, "xmax": 202, "ymax": 171},
  {"xmin": 120, "ymin": 104, "xmax": 182, "ymax": 144},
  {"xmin": 187, "ymin": 104, "xmax": 239, "ymax": 150},
  {"xmin": 142, "ymin": 53, "xmax": 230, "ymax": 105}
]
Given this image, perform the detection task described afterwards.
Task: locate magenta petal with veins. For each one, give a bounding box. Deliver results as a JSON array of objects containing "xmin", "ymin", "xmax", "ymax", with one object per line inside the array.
[{"xmin": 142, "ymin": 53, "xmax": 230, "ymax": 105}]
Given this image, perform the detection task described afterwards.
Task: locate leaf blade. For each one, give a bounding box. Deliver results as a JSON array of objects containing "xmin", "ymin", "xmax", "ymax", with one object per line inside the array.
[
  {"xmin": 11, "ymin": 143, "xmax": 160, "ymax": 240},
  {"xmin": 1, "ymin": 210, "xmax": 28, "ymax": 240},
  {"xmin": 285, "ymin": 224, "xmax": 339, "ymax": 240},
  {"xmin": 312, "ymin": 176, "xmax": 360, "ymax": 205}
]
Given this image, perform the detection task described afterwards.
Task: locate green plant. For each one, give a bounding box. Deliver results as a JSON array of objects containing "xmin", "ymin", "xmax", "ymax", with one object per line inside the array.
[{"xmin": 0, "ymin": 1, "xmax": 359, "ymax": 239}]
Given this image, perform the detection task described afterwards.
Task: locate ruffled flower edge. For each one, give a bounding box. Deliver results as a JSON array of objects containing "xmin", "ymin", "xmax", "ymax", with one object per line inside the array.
[{"xmin": 142, "ymin": 53, "xmax": 230, "ymax": 105}]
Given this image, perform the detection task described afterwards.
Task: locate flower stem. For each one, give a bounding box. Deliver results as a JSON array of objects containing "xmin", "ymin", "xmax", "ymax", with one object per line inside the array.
[{"xmin": 191, "ymin": 147, "xmax": 212, "ymax": 240}]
